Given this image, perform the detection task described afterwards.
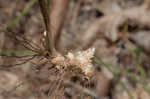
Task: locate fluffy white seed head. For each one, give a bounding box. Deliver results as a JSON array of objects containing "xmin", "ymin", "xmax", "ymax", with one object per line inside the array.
[{"xmin": 51, "ymin": 48, "xmax": 95, "ymax": 77}]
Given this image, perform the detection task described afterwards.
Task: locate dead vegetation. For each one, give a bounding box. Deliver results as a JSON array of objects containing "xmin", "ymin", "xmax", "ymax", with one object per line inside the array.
[{"xmin": 0, "ymin": 0, "xmax": 150, "ymax": 99}]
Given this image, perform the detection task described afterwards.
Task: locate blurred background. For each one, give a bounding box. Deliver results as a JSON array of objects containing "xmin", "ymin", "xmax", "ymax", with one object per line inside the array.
[{"xmin": 0, "ymin": 0, "xmax": 150, "ymax": 99}]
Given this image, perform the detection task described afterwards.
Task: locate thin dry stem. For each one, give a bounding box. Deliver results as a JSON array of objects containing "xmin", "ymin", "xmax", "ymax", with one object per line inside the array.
[
  {"xmin": 49, "ymin": 0, "xmax": 69, "ymax": 49},
  {"xmin": 38, "ymin": 0, "xmax": 57, "ymax": 56}
]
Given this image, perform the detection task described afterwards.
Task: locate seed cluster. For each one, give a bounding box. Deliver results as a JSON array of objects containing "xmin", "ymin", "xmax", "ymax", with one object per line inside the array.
[{"xmin": 51, "ymin": 48, "xmax": 95, "ymax": 77}]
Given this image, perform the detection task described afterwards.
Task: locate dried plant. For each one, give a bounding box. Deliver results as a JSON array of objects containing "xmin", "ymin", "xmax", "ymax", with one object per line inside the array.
[
  {"xmin": 38, "ymin": 0, "xmax": 96, "ymax": 79},
  {"xmin": 0, "ymin": 0, "xmax": 105, "ymax": 98},
  {"xmin": 51, "ymin": 48, "xmax": 95, "ymax": 77}
]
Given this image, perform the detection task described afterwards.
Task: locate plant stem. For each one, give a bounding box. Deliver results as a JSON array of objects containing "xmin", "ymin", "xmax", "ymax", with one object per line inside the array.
[{"xmin": 38, "ymin": 0, "xmax": 57, "ymax": 56}]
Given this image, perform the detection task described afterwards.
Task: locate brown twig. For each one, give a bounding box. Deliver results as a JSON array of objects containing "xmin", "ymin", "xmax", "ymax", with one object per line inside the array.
[{"xmin": 38, "ymin": 0, "xmax": 57, "ymax": 56}]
